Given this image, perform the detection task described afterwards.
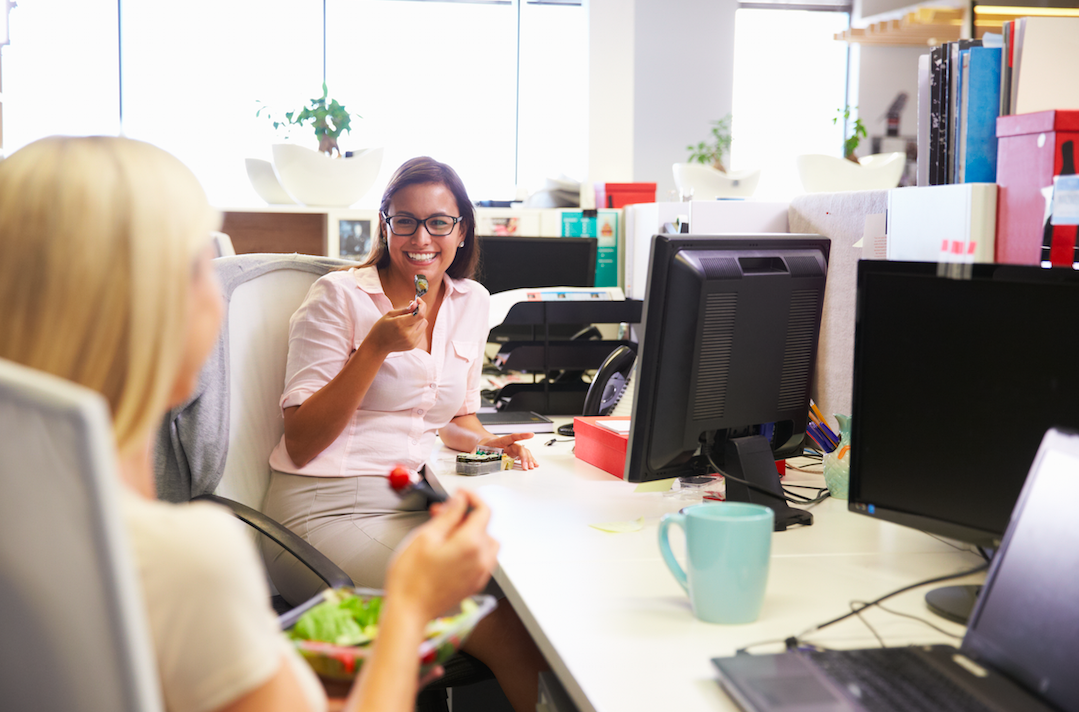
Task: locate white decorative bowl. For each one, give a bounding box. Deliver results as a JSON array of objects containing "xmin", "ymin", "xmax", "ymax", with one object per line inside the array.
[
  {"xmin": 672, "ymin": 163, "xmax": 761, "ymax": 200},
  {"xmin": 245, "ymin": 158, "xmax": 297, "ymax": 205},
  {"xmin": 795, "ymin": 152, "xmax": 905, "ymax": 193},
  {"xmin": 270, "ymin": 144, "xmax": 384, "ymax": 207}
]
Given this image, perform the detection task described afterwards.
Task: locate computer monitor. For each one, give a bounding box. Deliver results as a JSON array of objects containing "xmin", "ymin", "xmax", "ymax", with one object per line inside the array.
[
  {"xmin": 624, "ymin": 234, "xmax": 830, "ymax": 530},
  {"xmin": 475, "ymin": 235, "xmax": 597, "ymax": 294},
  {"xmin": 849, "ymin": 260, "xmax": 1079, "ymax": 621}
]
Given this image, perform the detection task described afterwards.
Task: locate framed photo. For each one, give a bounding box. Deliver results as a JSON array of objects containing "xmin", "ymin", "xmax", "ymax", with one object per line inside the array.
[{"xmin": 329, "ymin": 209, "xmax": 379, "ymax": 261}]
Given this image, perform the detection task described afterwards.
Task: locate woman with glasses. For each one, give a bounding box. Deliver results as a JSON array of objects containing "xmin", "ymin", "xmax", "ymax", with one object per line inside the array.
[
  {"xmin": 0, "ymin": 137, "xmax": 500, "ymax": 712},
  {"xmin": 263, "ymin": 157, "xmax": 547, "ymax": 712}
]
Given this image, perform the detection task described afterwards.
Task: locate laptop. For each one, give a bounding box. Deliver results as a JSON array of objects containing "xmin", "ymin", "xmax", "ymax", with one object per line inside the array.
[{"xmin": 712, "ymin": 427, "xmax": 1079, "ymax": 712}]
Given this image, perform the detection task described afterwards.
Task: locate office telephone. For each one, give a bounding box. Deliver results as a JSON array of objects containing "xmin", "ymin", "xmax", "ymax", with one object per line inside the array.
[{"xmin": 582, "ymin": 345, "xmax": 636, "ymax": 417}]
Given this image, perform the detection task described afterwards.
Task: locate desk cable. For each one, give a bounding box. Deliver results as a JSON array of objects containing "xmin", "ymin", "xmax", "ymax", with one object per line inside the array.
[
  {"xmin": 704, "ymin": 452, "xmax": 831, "ymax": 507},
  {"xmin": 734, "ymin": 560, "xmax": 991, "ymax": 655}
]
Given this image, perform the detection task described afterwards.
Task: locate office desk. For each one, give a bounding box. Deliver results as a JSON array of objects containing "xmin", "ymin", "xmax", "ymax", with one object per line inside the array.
[{"xmin": 426, "ymin": 441, "xmax": 985, "ymax": 712}]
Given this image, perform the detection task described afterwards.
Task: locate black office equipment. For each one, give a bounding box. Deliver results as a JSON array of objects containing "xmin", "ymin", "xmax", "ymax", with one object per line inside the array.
[
  {"xmin": 491, "ymin": 299, "xmax": 642, "ymax": 415},
  {"xmin": 475, "ymin": 235, "xmax": 597, "ymax": 296},
  {"xmin": 849, "ymin": 260, "xmax": 1079, "ymax": 622},
  {"xmin": 477, "ymin": 235, "xmax": 641, "ymax": 415},
  {"xmin": 623, "ymin": 234, "xmax": 830, "ymax": 531},
  {"xmin": 713, "ymin": 427, "xmax": 1079, "ymax": 712}
]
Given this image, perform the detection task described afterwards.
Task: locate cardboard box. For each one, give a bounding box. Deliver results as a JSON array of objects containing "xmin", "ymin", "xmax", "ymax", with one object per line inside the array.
[
  {"xmin": 594, "ymin": 182, "xmax": 657, "ymax": 209},
  {"xmin": 995, "ymin": 110, "xmax": 1079, "ymax": 266},
  {"xmin": 573, "ymin": 416, "xmax": 629, "ymax": 479}
]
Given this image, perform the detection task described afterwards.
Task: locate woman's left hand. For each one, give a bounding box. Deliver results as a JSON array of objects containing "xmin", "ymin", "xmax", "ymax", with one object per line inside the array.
[{"xmin": 480, "ymin": 432, "xmax": 538, "ymax": 470}]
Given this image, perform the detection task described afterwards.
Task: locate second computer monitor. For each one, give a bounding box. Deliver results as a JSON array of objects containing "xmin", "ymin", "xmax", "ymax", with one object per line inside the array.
[{"xmin": 624, "ymin": 234, "xmax": 830, "ymax": 499}]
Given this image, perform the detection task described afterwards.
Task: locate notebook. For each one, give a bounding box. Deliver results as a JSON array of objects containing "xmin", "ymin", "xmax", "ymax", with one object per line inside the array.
[{"xmin": 712, "ymin": 427, "xmax": 1079, "ymax": 712}]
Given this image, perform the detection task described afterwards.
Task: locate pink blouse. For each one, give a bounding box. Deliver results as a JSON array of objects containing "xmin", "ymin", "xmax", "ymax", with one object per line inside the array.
[{"xmin": 268, "ymin": 266, "xmax": 490, "ymax": 478}]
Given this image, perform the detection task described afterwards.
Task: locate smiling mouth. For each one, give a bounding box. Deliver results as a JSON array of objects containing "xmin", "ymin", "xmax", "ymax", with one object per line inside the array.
[{"xmin": 406, "ymin": 252, "xmax": 439, "ymax": 263}]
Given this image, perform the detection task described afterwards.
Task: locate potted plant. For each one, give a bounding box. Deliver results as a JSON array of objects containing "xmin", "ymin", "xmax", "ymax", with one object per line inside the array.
[
  {"xmin": 256, "ymin": 83, "xmax": 358, "ymax": 157},
  {"xmin": 248, "ymin": 84, "xmax": 382, "ymax": 207},
  {"xmin": 834, "ymin": 105, "xmax": 867, "ymax": 163},
  {"xmin": 686, "ymin": 114, "xmax": 733, "ymax": 173}
]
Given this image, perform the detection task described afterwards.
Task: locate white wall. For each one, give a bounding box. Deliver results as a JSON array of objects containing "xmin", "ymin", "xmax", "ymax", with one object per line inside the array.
[
  {"xmin": 849, "ymin": 0, "xmax": 930, "ymax": 157},
  {"xmin": 854, "ymin": 45, "xmax": 926, "ymax": 153},
  {"xmin": 588, "ymin": 0, "xmax": 636, "ymax": 191},
  {"xmin": 588, "ymin": 0, "xmax": 738, "ymax": 200}
]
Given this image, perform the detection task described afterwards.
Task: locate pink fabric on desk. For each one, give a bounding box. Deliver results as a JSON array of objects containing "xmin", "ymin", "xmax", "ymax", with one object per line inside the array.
[{"xmin": 268, "ymin": 265, "xmax": 489, "ymax": 478}]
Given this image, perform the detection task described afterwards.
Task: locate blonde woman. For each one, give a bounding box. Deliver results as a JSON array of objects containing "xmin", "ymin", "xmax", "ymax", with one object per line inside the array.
[{"xmin": 0, "ymin": 135, "xmax": 499, "ymax": 712}]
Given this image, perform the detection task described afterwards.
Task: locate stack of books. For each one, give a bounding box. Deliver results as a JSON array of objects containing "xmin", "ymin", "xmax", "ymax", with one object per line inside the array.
[
  {"xmin": 918, "ymin": 17, "xmax": 1079, "ymax": 188},
  {"xmin": 919, "ymin": 38, "xmax": 1001, "ymax": 186}
]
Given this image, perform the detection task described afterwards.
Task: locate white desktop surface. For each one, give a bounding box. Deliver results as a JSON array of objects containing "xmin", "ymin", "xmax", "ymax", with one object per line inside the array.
[{"xmin": 426, "ymin": 439, "xmax": 985, "ymax": 712}]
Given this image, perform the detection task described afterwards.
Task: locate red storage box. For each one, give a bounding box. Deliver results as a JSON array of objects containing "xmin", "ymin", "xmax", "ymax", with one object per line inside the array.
[
  {"xmin": 594, "ymin": 182, "xmax": 657, "ymax": 209},
  {"xmin": 574, "ymin": 416, "xmax": 787, "ymax": 481},
  {"xmin": 573, "ymin": 416, "xmax": 629, "ymax": 478},
  {"xmin": 995, "ymin": 110, "xmax": 1079, "ymax": 265}
]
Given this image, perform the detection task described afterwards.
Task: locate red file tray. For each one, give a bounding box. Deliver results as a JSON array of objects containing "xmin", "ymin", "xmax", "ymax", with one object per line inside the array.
[
  {"xmin": 573, "ymin": 416, "xmax": 629, "ymax": 479},
  {"xmin": 995, "ymin": 110, "xmax": 1079, "ymax": 265}
]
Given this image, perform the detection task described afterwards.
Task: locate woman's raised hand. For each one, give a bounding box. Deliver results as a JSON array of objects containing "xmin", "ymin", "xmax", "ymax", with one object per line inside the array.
[
  {"xmin": 366, "ymin": 299, "xmax": 428, "ymax": 355},
  {"xmin": 385, "ymin": 490, "xmax": 499, "ymax": 621},
  {"xmin": 481, "ymin": 432, "xmax": 538, "ymax": 470}
]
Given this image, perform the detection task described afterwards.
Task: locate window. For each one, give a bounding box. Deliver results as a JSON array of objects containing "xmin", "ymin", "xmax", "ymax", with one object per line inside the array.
[
  {"xmin": 2, "ymin": 0, "xmax": 587, "ymax": 208},
  {"xmin": 731, "ymin": 6, "xmax": 851, "ymax": 201}
]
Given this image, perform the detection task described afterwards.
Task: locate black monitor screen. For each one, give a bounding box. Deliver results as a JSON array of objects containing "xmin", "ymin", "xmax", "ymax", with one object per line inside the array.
[
  {"xmin": 475, "ymin": 236, "xmax": 597, "ymax": 294},
  {"xmin": 850, "ymin": 261, "xmax": 1079, "ymax": 547},
  {"xmin": 624, "ymin": 234, "xmax": 829, "ymax": 492}
]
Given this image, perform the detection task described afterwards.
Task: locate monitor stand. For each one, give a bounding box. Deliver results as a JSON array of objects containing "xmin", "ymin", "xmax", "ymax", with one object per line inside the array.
[
  {"xmin": 720, "ymin": 435, "xmax": 813, "ymax": 531},
  {"xmin": 925, "ymin": 585, "xmax": 982, "ymax": 625}
]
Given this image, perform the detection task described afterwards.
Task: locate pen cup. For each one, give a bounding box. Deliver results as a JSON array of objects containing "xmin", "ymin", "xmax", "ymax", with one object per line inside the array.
[
  {"xmin": 657, "ymin": 502, "xmax": 773, "ymax": 624},
  {"xmin": 822, "ymin": 414, "xmax": 851, "ymax": 499}
]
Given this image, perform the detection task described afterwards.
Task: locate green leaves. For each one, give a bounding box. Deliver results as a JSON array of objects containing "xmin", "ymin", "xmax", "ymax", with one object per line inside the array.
[
  {"xmin": 687, "ymin": 114, "xmax": 732, "ymax": 173},
  {"xmin": 833, "ymin": 105, "xmax": 867, "ymax": 159},
  {"xmin": 256, "ymin": 83, "xmax": 361, "ymax": 156}
]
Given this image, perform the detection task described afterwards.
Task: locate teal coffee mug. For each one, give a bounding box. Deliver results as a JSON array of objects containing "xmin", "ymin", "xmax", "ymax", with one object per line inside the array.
[{"xmin": 657, "ymin": 502, "xmax": 774, "ymax": 624}]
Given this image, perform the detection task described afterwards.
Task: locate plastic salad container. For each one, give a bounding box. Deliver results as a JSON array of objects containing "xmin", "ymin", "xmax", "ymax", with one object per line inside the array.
[{"xmin": 279, "ymin": 587, "xmax": 497, "ymax": 682}]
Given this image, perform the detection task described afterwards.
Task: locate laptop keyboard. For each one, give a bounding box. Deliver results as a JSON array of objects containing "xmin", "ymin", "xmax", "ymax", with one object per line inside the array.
[{"xmin": 807, "ymin": 647, "xmax": 996, "ymax": 712}]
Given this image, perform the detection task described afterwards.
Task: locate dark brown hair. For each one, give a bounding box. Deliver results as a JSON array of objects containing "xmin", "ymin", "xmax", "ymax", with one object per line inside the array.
[{"xmin": 358, "ymin": 156, "xmax": 478, "ymax": 280}]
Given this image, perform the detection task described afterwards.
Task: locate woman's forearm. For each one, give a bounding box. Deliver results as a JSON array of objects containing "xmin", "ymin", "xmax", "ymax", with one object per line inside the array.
[
  {"xmin": 438, "ymin": 414, "xmax": 493, "ymax": 453},
  {"xmin": 283, "ymin": 339, "xmax": 389, "ymax": 467}
]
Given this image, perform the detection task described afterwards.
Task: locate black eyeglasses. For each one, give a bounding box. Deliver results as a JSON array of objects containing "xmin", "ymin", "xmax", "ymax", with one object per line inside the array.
[{"xmin": 381, "ymin": 213, "xmax": 463, "ymax": 237}]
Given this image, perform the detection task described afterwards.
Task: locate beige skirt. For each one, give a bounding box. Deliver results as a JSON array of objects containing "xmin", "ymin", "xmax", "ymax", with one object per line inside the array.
[{"xmin": 260, "ymin": 469, "xmax": 430, "ymax": 606}]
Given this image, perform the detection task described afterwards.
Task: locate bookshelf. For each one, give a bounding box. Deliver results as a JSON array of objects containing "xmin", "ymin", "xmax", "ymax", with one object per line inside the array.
[{"xmin": 835, "ymin": 0, "xmax": 1079, "ymax": 46}]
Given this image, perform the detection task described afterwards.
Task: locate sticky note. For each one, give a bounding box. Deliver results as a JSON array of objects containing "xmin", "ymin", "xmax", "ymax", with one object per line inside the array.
[
  {"xmin": 634, "ymin": 478, "xmax": 676, "ymax": 493},
  {"xmin": 589, "ymin": 516, "xmax": 644, "ymax": 533}
]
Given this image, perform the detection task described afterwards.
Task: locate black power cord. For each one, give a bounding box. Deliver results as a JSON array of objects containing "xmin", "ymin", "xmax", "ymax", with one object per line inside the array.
[
  {"xmin": 735, "ymin": 560, "xmax": 991, "ymax": 655},
  {"xmin": 704, "ymin": 451, "xmax": 831, "ymax": 507}
]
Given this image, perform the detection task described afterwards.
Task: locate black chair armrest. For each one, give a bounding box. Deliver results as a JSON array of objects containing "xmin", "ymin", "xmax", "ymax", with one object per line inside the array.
[{"xmin": 194, "ymin": 494, "xmax": 354, "ymax": 591}]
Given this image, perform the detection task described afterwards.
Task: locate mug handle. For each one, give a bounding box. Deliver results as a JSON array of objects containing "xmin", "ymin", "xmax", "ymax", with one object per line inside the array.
[{"xmin": 658, "ymin": 513, "xmax": 689, "ymax": 593}]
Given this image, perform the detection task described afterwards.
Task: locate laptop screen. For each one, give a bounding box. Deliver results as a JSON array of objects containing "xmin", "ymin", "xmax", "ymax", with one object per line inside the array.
[{"xmin": 963, "ymin": 429, "xmax": 1079, "ymax": 712}]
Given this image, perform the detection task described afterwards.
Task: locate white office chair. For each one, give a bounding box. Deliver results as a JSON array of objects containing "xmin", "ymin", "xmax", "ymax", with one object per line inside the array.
[
  {"xmin": 0, "ymin": 358, "xmax": 163, "ymax": 712},
  {"xmin": 155, "ymin": 253, "xmax": 357, "ymax": 600},
  {"xmin": 210, "ymin": 230, "xmax": 236, "ymax": 257}
]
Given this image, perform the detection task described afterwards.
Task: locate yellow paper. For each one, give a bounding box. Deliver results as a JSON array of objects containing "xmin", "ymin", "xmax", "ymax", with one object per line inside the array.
[
  {"xmin": 634, "ymin": 478, "xmax": 676, "ymax": 493},
  {"xmin": 589, "ymin": 516, "xmax": 644, "ymax": 533}
]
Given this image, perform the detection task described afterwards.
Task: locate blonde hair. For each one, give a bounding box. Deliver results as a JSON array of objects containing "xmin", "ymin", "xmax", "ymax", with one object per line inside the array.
[{"xmin": 0, "ymin": 136, "xmax": 221, "ymax": 454}]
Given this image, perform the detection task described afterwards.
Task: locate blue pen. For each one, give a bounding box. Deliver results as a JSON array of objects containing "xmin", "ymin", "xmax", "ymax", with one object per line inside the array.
[
  {"xmin": 818, "ymin": 421, "xmax": 840, "ymax": 448},
  {"xmin": 808, "ymin": 422, "xmax": 835, "ymax": 453}
]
